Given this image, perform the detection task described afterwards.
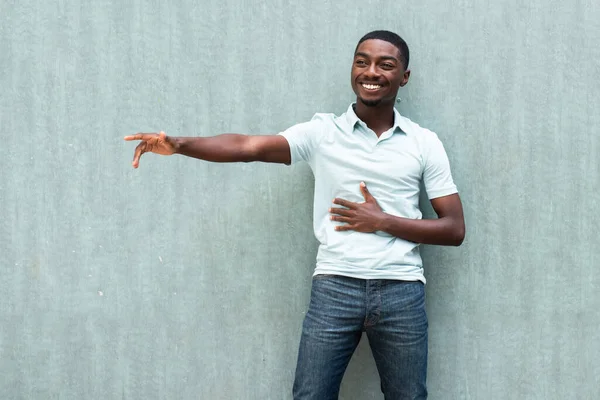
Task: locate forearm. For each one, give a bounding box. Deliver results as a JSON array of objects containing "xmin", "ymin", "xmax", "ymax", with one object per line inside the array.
[
  {"xmin": 377, "ymin": 214, "xmax": 465, "ymax": 246},
  {"xmin": 173, "ymin": 134, "xmax": 254, "ymax": 163}
]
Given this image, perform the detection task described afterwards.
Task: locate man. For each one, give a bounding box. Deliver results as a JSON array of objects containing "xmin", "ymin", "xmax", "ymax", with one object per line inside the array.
[{"xmin": 125, "ymin": 30, "xmax": 465, "ymax": 400}]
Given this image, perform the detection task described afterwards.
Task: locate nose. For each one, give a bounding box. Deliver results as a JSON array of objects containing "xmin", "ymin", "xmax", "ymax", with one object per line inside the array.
[{"xmin": 363, "ymin": 63, "xmax": 380, "ymax": 79}]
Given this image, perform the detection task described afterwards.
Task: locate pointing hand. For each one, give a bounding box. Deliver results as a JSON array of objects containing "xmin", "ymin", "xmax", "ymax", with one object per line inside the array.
[{"xmin": 123, "ymin": 131, "xmax": 178, "ymax": 168}]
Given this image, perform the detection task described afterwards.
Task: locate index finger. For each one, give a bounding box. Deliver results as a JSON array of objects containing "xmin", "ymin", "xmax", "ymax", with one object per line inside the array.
[
  {"xmin": 333, "ymin": 198, "xmax": 357, "ymax": 209},
  {"xmin": 124, "ymin": 133, "xmax": 159, "ymax": 141}
]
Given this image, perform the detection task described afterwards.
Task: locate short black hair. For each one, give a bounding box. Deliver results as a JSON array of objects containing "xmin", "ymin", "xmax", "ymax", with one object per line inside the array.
[{"xmin": 356, "ymin": 30, "xmax": 410, "ymax": 70}]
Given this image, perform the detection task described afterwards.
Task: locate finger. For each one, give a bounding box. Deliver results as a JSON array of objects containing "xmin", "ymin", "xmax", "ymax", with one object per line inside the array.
[
  {"xmin": 335, "ymin": 224, "xmax": 355, "ymax": 231},
  {"xmin": 330, "ymin": 215, "xmax": 351, "ymax": 223},
  {"xmin": 333, "ymin": 198, "xmax": 357, "ymax": 209},
  {"xmin": 132, "ymin": 141, "xmax": 147, "ymax": 168},
  {"xmin": 360, "ymin": 182, "xmax": 374, "ymax": 202},
  {"xmin": 124, "ymin": 133, "xmax": 159, "ymax": 141},
  {"xmin": 329, "ymin": 207, "xmax": 352, "ymax": 217}
]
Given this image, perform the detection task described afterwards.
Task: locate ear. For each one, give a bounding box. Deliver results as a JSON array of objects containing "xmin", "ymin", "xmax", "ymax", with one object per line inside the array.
[{"xmin": 400, "ymin": 69, "xmax": 411, "ymax": 87}]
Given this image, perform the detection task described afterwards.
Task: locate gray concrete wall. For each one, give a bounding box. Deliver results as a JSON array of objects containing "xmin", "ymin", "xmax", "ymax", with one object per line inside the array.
[{"xmin": 1, "ymin": 0, "xmax": 599, "ymax": 399}]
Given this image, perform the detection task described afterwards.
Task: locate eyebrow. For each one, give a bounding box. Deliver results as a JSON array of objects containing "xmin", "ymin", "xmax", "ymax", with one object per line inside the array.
[{"xmin": 354, "ymin": 52, "xmax": 399, "ymax": 62}]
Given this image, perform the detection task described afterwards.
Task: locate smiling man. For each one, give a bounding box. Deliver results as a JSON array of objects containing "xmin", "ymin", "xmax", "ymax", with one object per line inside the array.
[{"xmin": 125, "ymin": 30, "xmax": 465, "ymax": 400}]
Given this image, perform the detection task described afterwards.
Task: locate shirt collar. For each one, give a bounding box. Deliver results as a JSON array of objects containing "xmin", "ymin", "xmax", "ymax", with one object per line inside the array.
[{"xmin": 345, "ymin": 103, "xmax": 410, "ymax": 135}]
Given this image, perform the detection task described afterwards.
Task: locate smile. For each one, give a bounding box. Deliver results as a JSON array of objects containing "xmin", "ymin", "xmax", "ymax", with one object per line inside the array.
[{"xmin": 361, "ymin": 83, "xmax": 382, "ymax": 90}]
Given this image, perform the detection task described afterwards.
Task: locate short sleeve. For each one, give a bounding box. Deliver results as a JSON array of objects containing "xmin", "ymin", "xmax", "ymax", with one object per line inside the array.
[
  {"xmin": 278, "ymin": 114, "xmax": 327, "ymax": 164},
  {"xmin": 422, "ymin": 133, "xmax": 458, "ymax": 199}
]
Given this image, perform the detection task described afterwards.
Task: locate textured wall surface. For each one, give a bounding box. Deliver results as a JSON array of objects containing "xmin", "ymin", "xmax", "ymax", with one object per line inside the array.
[{"xmin": 1, "ymin": 0, "xmax": 599, "ymax": 399}]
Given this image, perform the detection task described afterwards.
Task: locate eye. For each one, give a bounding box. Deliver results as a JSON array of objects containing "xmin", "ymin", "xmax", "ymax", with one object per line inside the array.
[
  {"xmin": 355, "ymin": 59, "xmax": 367, "ymax": 66},
  {"xmin": 381, "ymin": 63, "xmax": 395, "ymax": 70}
]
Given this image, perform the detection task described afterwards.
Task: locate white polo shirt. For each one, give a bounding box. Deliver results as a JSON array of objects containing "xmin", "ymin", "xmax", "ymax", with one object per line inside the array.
[{"xmin": 279, "ymin": 104, "xmax": 458, "ymax": 283}]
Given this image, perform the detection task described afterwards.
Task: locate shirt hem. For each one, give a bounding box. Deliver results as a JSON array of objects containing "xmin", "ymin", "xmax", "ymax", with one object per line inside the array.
[{"xmin": 427, "ymin": 187, "xmax": 458, "ymax": 200}]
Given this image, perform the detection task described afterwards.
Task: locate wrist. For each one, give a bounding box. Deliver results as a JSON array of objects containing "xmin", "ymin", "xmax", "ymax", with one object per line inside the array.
[
  {"xmin": 375, "ymin": 211, "xmax": 389, "ymax": 232},
  {"xmin": 172, "ymin": 137, "xmax": 183, "ymax": 154}
]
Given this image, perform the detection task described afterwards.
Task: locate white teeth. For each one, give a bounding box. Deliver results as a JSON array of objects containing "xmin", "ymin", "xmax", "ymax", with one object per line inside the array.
[{"xmin": 362, "ymin": 83, "xmax": 381, "ymax": 90}]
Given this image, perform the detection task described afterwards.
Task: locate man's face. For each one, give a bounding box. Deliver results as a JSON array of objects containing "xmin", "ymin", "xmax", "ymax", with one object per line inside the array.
[{"xmin": 351, "ymin": 39, "xmax": 410, "ymax": 107}]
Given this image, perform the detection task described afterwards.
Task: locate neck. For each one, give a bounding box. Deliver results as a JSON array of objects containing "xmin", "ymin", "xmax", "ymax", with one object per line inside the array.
[{"xmin": 353, "ymin": 100, "xmax": 395, "ymax": 137}]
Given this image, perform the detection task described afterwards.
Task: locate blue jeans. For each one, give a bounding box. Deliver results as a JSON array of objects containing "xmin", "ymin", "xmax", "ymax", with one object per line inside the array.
[{"xmin": 293, "ymin": 275, "xmax": 428, "ymax": 400}]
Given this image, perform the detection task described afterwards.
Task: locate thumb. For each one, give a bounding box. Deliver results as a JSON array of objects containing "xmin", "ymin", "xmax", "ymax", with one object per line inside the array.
[{"xmin": 360, "ymin": 182, "xmax": 374, "ymax": 202}]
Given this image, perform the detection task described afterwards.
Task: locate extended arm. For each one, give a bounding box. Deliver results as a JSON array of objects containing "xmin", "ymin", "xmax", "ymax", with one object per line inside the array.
[{"xmin": 124, "ymin": 131, "xmax": 291, "ymax": 168}]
